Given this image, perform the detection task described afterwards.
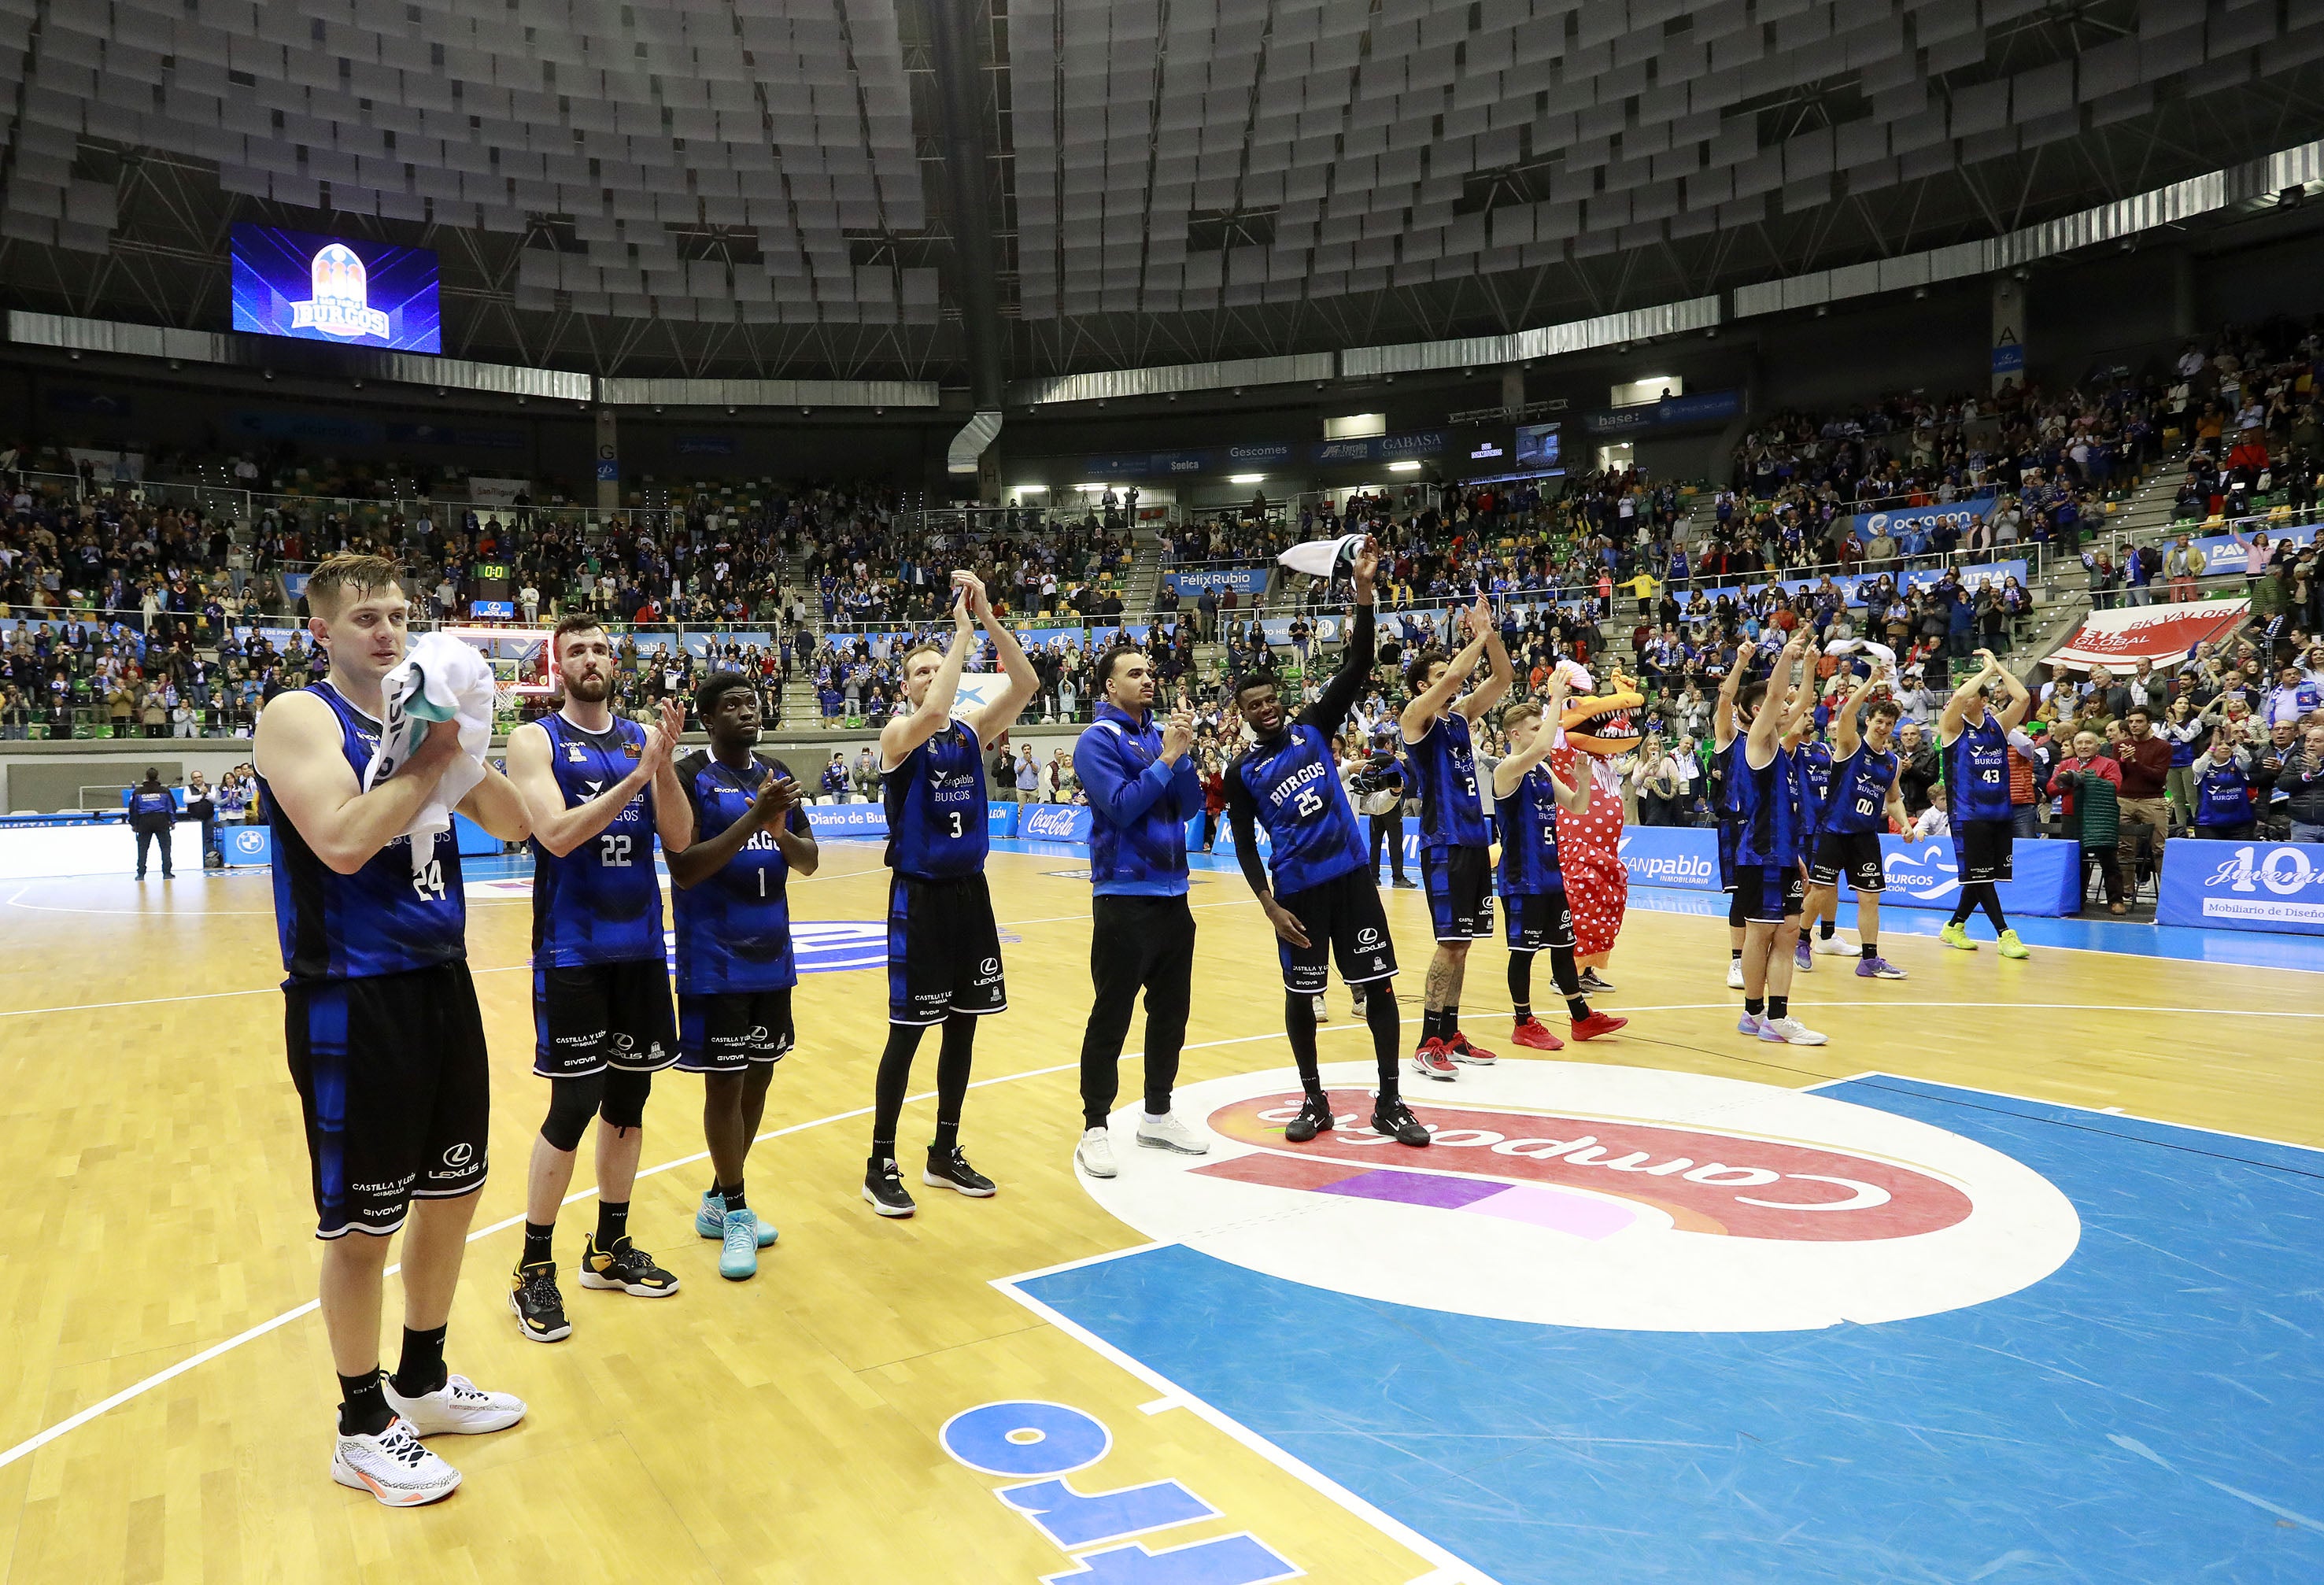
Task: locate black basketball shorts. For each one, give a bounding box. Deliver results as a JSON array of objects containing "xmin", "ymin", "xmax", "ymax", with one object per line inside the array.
[
  {"xmin": 1953, "ymin": 818, "xmax": 2015, "ymax": 885},
  {"xmin": 1734, "ymin": 863, "xmax": 1806, "ymax": 924},
  {"xmin": 888, "ymin": 871, "xmax": 1007, "ymax": 1025},
  {"xmin": 1275, "ymin": 866, "xmax": 1399, "ymax": 995},
  {"xmin": 1503, "ymin": 889, "xmax": 1578, "ymax": 951},
  {"xmin": 285, "ymin": 960, "xmax": 490, "ymax": 1240},
  {"xmin": 533, "ymin": 958, "xmax": 678, "ymax": 1078},
  {"xmin": 677, "ymin": 986, "xmax": 796, "ymax": 1073},
  {"xmin": 1421, "ymin": 843, "xmax": 1496, "ymax": 942},
  {"xmin": 1809, "ymin": 830, "xmax": 1886, "ymax": 892}
]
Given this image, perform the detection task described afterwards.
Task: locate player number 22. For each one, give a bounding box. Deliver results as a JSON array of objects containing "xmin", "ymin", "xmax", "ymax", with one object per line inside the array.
[{"xmin": 600, "ymin": 833, "xmax": 634, "ymax": 867}]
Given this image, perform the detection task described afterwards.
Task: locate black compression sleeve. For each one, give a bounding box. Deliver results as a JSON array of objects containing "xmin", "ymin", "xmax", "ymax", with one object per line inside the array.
[
  {"xmin": 1226, "ymin": 763, "xmax": 1270, "ymax": 898},
  {"xmin": 1301, "ymin": 604, "xmax": 1376, "ymax": 737}
]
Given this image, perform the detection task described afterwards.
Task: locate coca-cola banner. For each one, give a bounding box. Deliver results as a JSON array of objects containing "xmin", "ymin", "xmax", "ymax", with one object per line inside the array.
[{"xmin": 2044, "ymin": 597, "xmax": 2250, "ymax": 671}]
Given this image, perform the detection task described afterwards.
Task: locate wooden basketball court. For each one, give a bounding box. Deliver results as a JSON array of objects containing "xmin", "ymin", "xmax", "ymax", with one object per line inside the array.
[{"xmin": 0, "ymin": 842, "xmax": 2317, "ymax": 1583}]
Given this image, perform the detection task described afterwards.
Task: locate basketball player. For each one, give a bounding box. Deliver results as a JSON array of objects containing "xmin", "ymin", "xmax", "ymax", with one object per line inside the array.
[
  {"xmin": 255, "ymin": 553, "xmax": 532, "ymax": 1506},
  {"xmin": 1801, "ymin": 664, "xmax": 1911, "ymax": 981},
  {"xmin": 667, "ymin": 671, "xmax": 818, "ymax": 1280},
  {"xmin": 1937, "ymin": 649, "xmax": 2033, "ymax": 956},
  {"xmin": 865, "ymin": 571, "xmax": 1037, "ymax": 1217},
  {"xmin": 1489, "ymin": 684, "xmax": 1628, "ymax": 1049},
  {"xmin": 504, "ymin": 615, "xmax": 692, "ymax": 1342},
  {"xmin": 1728, "ymin": 628, "xmax": 1827, "ymax": 1045},
  {"xmin": 1398, "ymin": 591, "xmax": 1513, "ymax": 1079},
  {"xmin": 1226, "ymin": 535, "xmax": 1430, "ymax": 1149},
  {"xmin": 1713, "ymin": 647, "xmax": 1752, "ymax": 990},
  {"xmin": 1790, "ymin": 713, "xmax": 1833, "ymax": 975},
  {"xmin": 1071, "ymin": 645, "xmax": 1208, "ymax": 1180}
]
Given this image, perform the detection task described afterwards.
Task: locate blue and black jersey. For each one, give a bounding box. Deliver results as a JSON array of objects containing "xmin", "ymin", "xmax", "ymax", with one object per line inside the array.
[
  {"xmin": 883, "ymin": 718, "xmax": 988, "ymax": 879},
  {"xmin": 1731, "ymin": 743, "xmax": 1802, "ymax": 868},
  {"xmin": 1228, "ymin": 604, "xmax": 1377, "ymax": 900},
  {"xmin": 1794, "ymin": 740, "xmax": 1834, "ymax": 838},
  {"xmin": 671, "ymin": 749, "xmax": 810, "ymax": 995},
  {"xmin": 1942, "ymin": 714, "xmax": 2013, "ymax": 823},
  {"xmin": 530, "ymin": 711, "xmax": 665, "ymax": 966},
  {"xmin": 2193, "ymin": 754, "xmax": 2254, "ymax": 828},
  {"xmin": 260, "ymin": 680, "xmax": 466, "ymax": 983},
  {"xmin": 1405, "ymin": 709, "xmax": 1495, "ymax": 850},
  {"xmin": 1495, "ymin": 766, "xmax": 1565, "ymax": 896},
  {"xmin": 1823, "ymin": 743, "xmax": 1899, "ymax": 835}
]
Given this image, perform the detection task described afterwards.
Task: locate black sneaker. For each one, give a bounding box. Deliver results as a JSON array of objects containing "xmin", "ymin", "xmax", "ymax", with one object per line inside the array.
[
  {"xmin": 576, "ymin": 1234, "xmax": 680, "ymax": 1297},
  {"xmin": 1579, "ymin": 967, "xmax": 1616, "ymax": 993},
  {"xmin": 863, "ymin": 1155, "xmax": 916, "ymax": 1217},
  {"xmin": 924, "ymin": 1143, "xmax": 997, "ymax": 1199},
  {"xmin": 1284, "ymin": 1093, "xmax": 1336, "ymax": 1143},
  {"xmin": 1391, "ymin": 877, "xmax": 1418, "ymax": 889},
  {"xmin": 508, "ymin": 1261, "xmax": 571, "ymax": 1343},
  {"xmin": 1372, "ymin": 1099, "xmax": 1432, "ymax": 1147}
]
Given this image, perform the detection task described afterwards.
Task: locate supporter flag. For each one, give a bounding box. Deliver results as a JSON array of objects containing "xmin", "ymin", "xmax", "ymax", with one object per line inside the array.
[{"xmin": 2045, "ymin": 599, "xmax": 2251, "ymax": 671}]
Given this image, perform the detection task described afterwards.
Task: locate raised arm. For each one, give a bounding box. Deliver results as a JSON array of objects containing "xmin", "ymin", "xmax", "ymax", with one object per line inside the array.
[
  {"xmin": 253, "ymin": 690, "xmax": 464, "ymax": 876},
  {"xmin": 505, "ymin": 717, "xmax": 663, "ymax": 858},
  {"xmin": 1714, "ymin": 643, "xmax": 1747, "ymax": 751},
  {"xmin": 1831, "ymin": 663, "xmax": 1882, "ymax": 758},
  {"xmin": 648, "ymin": 696, "xmax": 692, "ymax": 854},
  {"xmin": 1491, "ymin": 672, "xmax": 1571, "ymax": 800},
  {"xmin": 1458, "ymin": 598, "xmax": 1515, "ymax": 721},
  {"xmin": 966, "ymin": 574, "xmax": 1040, "ymax": 744},
  {"xmin": 1749, "ymin": 630, "xmax": 1810, "ymax": 766},
  {"xmin": 879, "ymin": 585, "xmax": 974, "ymax": 769},
  {"xmin": 1302, "ymin": 537, "xmax": 1380, "ymax": 737},
  {"xmin": 1399, "ymin": 591, "xmax": 1491, "ymax": 740},
  {"xmin": 1981, "ymin": 648, "xmax": 2031, "ymax": 730},
  {"xmin": 1938, "ymin": 651, "xmax": 1997, "ymax": 742}
]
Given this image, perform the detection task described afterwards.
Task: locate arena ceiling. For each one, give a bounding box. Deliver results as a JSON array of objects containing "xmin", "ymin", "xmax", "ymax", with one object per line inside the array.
[{"xmin": 0, "ymin": 0, "xmax": 2320, "ymax": 395}]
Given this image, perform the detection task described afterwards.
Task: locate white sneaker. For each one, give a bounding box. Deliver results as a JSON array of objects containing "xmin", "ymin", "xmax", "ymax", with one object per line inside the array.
[
  {"xmin": 1725, "ymin": 960, "xmax": 1746, "ymax": 990},
  {"xmin": 1311, "ymin": 994, "xmax": 1329, "ymax": 1023},
  {"xmin": 1136, "ymin": 1113, "xmax": 1210, "ymax": 1156},
  {"xmin": 1757, "ymin": 1016, "xmax": 1829, "ymax": 1046},
  {"xmin": 381, "ymin": 1373, "xmax": 527, "ymax": 1436},
  {"xmin": 1075, "ymin": 1125, "xmax": 1118, "ymax": 1178},
  {"xmin": 331, "ymin": 1417, "xmax": 461, "ymax": 1507},
  {"xmin": 1814, "ymin": 933, "xmax": 1857, "ymax": 956}
]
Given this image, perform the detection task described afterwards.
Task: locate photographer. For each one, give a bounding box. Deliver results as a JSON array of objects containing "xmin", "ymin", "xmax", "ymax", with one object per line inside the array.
[{"xmin": 1343, "ymin": 726, "xmax": 1413, "ymax": 888}]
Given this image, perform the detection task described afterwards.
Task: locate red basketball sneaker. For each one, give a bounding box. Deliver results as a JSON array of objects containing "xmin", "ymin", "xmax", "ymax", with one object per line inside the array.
[
  {"xmin": 1509, "ymin": 1017, "xmax": 1565, "ymax": 1051},
  {"xmin": 1569, "ymin": 1010, "xmax": 1629, "ymax": 1040},
  {"xmin": 1408, "ymin": 1039, "xmax": 1459, "ymax": 1081},
  {"xmin": 1445, "ymin": 1031, "xmax": 1498, "ymax": 1066}
]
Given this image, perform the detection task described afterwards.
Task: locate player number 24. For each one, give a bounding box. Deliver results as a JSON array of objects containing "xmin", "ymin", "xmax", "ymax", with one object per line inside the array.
[{"xmin": 412, "ymin": 859, "xmax": 446, "ymax": 902}]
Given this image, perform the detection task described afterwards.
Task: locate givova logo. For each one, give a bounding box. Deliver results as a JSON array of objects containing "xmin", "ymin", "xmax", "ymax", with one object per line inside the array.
[{"xmin": 1079, "ymin": 1063, "xmax": 2078, "ymax": 1332}]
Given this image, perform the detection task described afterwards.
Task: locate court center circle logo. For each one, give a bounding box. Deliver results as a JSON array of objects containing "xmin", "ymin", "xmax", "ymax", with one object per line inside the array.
[{"xmin": 1085, "ymin": 1063, "xmax": 2080, "ymax": 1332}]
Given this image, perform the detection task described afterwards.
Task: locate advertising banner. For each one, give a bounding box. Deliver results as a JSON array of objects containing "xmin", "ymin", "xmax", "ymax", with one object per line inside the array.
[
  {"xmin": 2185, "ymin": 519, "xmax": 2318, "ymax": 568},
  {"xmin": 1166, "ymin": 567, "xmax": 1269, "ymax": 596},
  {"xmin": 1310, "ymin": 430, "xmax": 1447, "ymax": 466},
  {"xmin": 1581, "ymin": 390, "xmax": 1742, "ymax": 438},
  {"xmin": 2156, "ymin": 840, "xmax": 2324, "ymax": 934},
  {"xmin": 1670, "ymin": 558, "xmax": 2027, "ymax": 614},
  {"xmin": 230, "ymin": 223, "xmax": 442, "ymax": 353},
  {"xmin": 468, "ymin": 477, "xmax": 530, "ymax": 508},
  {"xmin": 1838, "ymin": 490, "xmax": 1999, "ymax": 545},
  {"xmin": 1020, "ymin": 804, "xmax": 1095, "ymax": 844},
  {"xmin": 2045, "ymin": 598, "xmax": 2251, "ymax": 671},
  {"xmin": 804, "ymin": 804, "xmax": 891, "ymax": 839},
  {"xmin": 1611, "ymin": 826, "xmax": 2081, "ymax": 915},
  {"xmin": 223, "ymin": 826, "xmax": 272, "ymax": 866}
]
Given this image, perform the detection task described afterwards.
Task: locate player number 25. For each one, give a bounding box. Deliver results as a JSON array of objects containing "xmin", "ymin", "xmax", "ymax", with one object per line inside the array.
[{"xmin": 1293, "ymin": 787, "xmax": 1324, "ymax": 818}]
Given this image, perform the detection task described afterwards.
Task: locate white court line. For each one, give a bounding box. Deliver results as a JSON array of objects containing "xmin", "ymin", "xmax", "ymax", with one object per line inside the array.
[
  {"xmin": 995, "ymin": 1273, "xmax": 1506, "ymax": 1585},
  {"xmin": 6, "ymin": 1003, "xmax": 2318, "ymax": 1464},
  {"xmin": 0, "ymin": 1019, "xmax": 1387, "ymax": 1472}
]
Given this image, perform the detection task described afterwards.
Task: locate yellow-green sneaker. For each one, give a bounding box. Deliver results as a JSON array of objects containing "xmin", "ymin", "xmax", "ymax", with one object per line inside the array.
[
  {"xmin": 1997, "ymin": 929, "xmax": 2030, "ymax": 959},
  {"xmin": 1938, "ymin": 922, "xmax": 1977, "ymax": 951}
]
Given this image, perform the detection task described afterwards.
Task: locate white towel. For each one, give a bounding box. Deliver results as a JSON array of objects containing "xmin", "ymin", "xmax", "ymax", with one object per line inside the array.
[
  {"xmin": 1825, "ymin": 637, "xmax": 1898, "ymax": 670},
  {"xmin": 1276, "ymin": 534, "xmax": 1365, "ymax": 578},
  {"xmin": 367, "ymin": 631, "xmax": 496, "ymax": 871}
]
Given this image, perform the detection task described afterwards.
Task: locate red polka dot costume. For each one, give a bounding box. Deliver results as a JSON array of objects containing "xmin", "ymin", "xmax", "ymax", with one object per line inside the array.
[{"xmin": 1550, "ymin": 744, "xmax": 1628, "ymax": 958}]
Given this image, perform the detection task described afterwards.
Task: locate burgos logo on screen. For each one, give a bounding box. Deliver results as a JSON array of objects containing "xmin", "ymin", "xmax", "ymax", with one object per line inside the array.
[
  {"xmin": 290, "ymin": 244, "xmax": 390, "ymax": 340},
  {"xmin": 1077, "ymin": 1064, "xmax": 2081, "ymax": 1332}
]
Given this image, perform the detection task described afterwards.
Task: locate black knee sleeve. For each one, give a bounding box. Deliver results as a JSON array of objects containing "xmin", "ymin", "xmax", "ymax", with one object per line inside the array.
[
  {"xmin": 540, "ymin": 1072, "xmax": 606, "ymax": 1151},
  {"xmin": 599, "ymin": 1066, "xmax": 652, "ymax": 1131},
  {"xmin": 1727, "ymin": 889, "xmax": 1749, "ymax": 929}
]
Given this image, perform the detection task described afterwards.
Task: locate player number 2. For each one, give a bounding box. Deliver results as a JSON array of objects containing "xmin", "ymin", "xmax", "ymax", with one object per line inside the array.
[
  {"xmin": 412, "ymin": 859, "xmax": 445, "ymax": 901},
  {"xmin": 600, "ymin": 833, "xmax": 633, "ymax": 866}
]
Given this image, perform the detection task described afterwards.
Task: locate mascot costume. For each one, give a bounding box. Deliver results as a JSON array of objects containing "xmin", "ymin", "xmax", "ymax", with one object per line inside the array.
[{"xmin": 1548, "ymin": 665, "xmax": 1641, "ymax": 977}]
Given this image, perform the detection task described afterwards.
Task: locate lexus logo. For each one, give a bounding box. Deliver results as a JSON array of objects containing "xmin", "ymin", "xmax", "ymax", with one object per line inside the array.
[
  {"xmin": 747, "ymin": 1025, "xmax": 768, "ymax": 1042},
  {"xmin": 1357, "ymin": 926, "xmax": 1380, "ymax": 947},
  {"xmin": 981, "ymin": 957, "xmax": 1001, "ymax": 976},
  {"xmin": 613, "ymin": 1033, "xmax": 636, "ymax": 1051},
  {"xmin": 442, "ymin": 1142, "xmax": 474, "ymax": 1167}
]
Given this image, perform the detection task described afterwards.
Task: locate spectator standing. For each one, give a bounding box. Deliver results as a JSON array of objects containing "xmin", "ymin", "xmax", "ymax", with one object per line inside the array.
[
  {"xmin": 184, "ymin": 770, "xmax": 217, "ymax": 866},
  {"xmin": 2191, "ymin": 732, "xmax": 2258, "ymax": 839},
  {"xmin": 2278, "ymin": 722, "xmax": 2324, "ymax": 842},
  {"xmin": 127, "ymin": 766, "xmax": 176, "ymax": 880},
  {"xmin": 2115, "ymin": 708, "xmax": 2172, "ymax": 873},
  {"xmin": 1014, "ymin": 747, "xmax": 1040, "ymax": 803},
  {"xmin": 1896, "ymin": 720, "xmax": 1941, "ymax": 815},
  {"xmin": 2049, "ymin": 731, "xmax": 2126, "ymax": 914}
]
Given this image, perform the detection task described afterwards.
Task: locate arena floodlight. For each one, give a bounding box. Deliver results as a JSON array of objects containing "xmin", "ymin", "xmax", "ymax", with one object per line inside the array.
[{"xmin": 1229, "ymin": 473, "xmax": 1265, "ymax": 484}]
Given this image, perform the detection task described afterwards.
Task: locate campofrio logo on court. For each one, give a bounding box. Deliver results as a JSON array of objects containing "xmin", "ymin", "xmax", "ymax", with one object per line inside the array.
[{"xmin": 1080, "ymin": 1063, "xmax": 2079, "ymax": 1332}]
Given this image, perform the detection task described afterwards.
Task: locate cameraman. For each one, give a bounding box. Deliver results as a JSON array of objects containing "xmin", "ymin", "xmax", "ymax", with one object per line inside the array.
[{"xmin": 1343, "ymin": 725, "xmax": 1414, "ymax": 889}]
